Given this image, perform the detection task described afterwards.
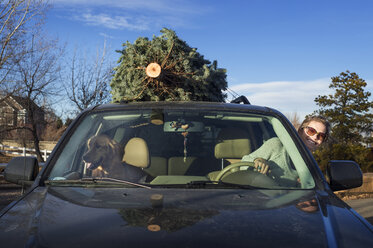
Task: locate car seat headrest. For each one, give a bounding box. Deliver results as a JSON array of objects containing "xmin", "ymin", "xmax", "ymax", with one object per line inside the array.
[
  {"xmin": 122, "ymin": 137, "xmax": 150, "ymax": 168},
  {"xmin": 214, "ymin": 127, "xmax": 251, "ymax": 159}
]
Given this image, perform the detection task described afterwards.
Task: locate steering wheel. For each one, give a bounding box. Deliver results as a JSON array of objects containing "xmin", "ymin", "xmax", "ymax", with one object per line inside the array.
[{"xmin": 214, "ymin": 161, "xmax": 255, "ymax": 181}]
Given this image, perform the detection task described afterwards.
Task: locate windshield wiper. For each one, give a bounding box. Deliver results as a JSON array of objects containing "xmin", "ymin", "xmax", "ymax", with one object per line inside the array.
[
  {"xmin": 82, "ymin": 177, "xmax": 152, "ymax": 189},
  {"xmin": 46, "ymin": 177, "xmax": 151, "ymax": 189},
  {"xmin": 184, "ymin": 180, "xmax": 270, "ymax": 189},
  {"xmin": 154, "ymin": 181, "xmax": 268, "ymax": 189}
]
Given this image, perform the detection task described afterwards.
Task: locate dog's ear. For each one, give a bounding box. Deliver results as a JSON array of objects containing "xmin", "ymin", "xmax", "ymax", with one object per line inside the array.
[
  {"xmin": 87, "ymin": 136, "xmax": 96, "ymax": 149},
  {"xmin": 108, "ymin": 139, "xmax": 121, "ymax": 156}
]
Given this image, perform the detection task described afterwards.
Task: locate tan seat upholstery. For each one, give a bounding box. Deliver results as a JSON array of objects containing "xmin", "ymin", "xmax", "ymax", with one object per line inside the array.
[
  {"xmin": 168, "ymin": 157, "xmax": 197, "ymax": 175},
  {"xmin": 214, "ymin": 127, "xmax": 251, "ymax": 164},
  {"xmin": 144, "ymin": 156, "xmax": 168, "ymax": 177},
  {"xmin": 208, "ymin": 127, "xmax": 251, "ymax": 181},
  {"xmin": 122, "ymin": 137, "xmax": 150, "ymax": 168},
  {"xmin": 185, "ymin": 157, "xmax": 221, "ymax": 176},
  {"xmin": 209, "ymin": 127, "xmax": 252, "ymax": 180}
]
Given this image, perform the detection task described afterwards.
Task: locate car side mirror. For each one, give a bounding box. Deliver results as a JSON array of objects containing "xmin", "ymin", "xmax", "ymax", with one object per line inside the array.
[
  {"xmin": 4, "ymin": 156, "xmax": 39, "ymax": 185},
  {"xmin": 326, "ymin": 160, "xmax": 363, "ymax": 191}
]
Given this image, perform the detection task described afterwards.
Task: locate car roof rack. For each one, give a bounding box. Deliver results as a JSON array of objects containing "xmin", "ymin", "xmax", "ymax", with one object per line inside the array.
[{"xmin": 230, "ymin": 95, "xmax": 250, "ymax": 105}]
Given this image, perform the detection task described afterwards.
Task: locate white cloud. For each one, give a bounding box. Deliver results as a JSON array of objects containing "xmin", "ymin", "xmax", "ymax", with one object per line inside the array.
[
  {"xmin": 50, "ymin": 0, "xmax": 206, "ymax": 15},
  {"xmin": 78, "ymin": 13, "xmax": 149, "ymax": 31},
  {"xmin": 50, "ymin": 0, "xmax": 207, "ymax": 31},
  {"xmin": 366, "ymin": 79, "xmax": 373, "ymax": 93},
  {"xmin": 99, "ymin": 33, "xmax": 114, "ymax": 39},
  {"xmin": 228, "ymin": 78, "xmax": 333, "ymax": 120}
]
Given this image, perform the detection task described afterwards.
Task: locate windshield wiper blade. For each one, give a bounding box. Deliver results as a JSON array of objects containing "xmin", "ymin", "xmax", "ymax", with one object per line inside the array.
[
  {"xmin": 46, "ymin": 177, "xmax": 151, "ymax": 189},
  {"xmin": 81, "ymin": 177, "xmax": 152, "ymax": 189},
  {"xmin": 186, "ymin": 180, "xmax": 268, "ymax": 189}
]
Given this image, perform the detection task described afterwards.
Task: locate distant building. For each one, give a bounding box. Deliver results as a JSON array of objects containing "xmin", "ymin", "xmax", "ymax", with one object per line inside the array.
[{"xmin": 0, "ymin": 95, "xmax": 45, "ymax": 136}]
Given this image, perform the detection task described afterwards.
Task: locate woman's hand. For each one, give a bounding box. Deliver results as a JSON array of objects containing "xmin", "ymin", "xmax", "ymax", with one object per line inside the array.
[{"xmin": 253, "ymin": 158, "xmax": 270, "ymax": 175}]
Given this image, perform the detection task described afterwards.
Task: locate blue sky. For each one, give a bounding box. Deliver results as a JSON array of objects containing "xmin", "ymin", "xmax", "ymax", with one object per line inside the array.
[{"xmin": 47, "ymin": 0, "xmax": 373, "ymax": 120}]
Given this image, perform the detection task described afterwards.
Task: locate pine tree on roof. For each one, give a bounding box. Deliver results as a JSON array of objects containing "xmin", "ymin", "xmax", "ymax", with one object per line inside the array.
[{"xmin": 110, "ymin": 28, "xmax": 227, "ymax": 102}]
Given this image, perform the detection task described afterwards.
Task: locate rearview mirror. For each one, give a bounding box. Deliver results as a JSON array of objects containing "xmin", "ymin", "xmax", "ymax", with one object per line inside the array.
[
  {"xmin": 327, "ymin": 160, "xmax": 363, "ymax": 191},
  {"xmin": 164, "ymin": 121, "xmax": 204, "ymax": 132}
]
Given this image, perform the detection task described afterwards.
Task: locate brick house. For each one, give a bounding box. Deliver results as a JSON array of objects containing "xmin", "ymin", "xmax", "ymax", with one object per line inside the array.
[{"xmin": 0, "ymin": 95, "xmax": 45, "ymax": 138}]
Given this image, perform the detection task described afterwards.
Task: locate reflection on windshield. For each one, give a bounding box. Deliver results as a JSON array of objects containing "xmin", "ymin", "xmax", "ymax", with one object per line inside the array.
[
  {"xmin": 48, "ymin": 108, "xmax": 315, "ymax": 189},
  {"xmin": 119, "ymin": 208, "xmax": 219, "ymax": 232},
  {"xmin": 295, "ymin": 198, "xmax": 319, "ymax": 213}
]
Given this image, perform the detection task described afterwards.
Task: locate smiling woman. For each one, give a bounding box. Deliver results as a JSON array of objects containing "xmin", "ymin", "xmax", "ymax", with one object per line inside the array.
[
  {"xmin": 297, "ymin": 115, "xmax": 330, "ymax": 152},
  {"xmin": 241, "ymin": 115, "xmax": 330, "ymax": 186}
]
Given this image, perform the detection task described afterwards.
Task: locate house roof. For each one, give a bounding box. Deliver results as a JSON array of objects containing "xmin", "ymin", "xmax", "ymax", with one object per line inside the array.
[{"xmin": 1, "ymin": 94, "xmax": 43, "ymax": 113}]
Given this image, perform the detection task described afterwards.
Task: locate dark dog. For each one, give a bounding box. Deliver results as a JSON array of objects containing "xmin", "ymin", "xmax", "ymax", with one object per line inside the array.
[
  {"xmin": 83, "ymin": 134, "xmax": 123, "ymax": 178},
  {"xmin": 83, "ymin": 134, "xmax": 147, "ymax": 182}
]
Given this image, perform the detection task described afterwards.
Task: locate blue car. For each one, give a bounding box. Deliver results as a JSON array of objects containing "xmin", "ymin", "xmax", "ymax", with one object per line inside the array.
[{"xmin": 1, "ymin": 99, "xmax": 372, "ymax": 247}]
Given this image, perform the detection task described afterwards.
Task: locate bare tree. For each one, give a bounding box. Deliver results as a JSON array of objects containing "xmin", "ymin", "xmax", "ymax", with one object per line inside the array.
[
  {"xmin": 65, "ymin": 41, "xmax": 113, "ymax": 113},
  {"xmin": 0, "ymin": 0, "xmax": 47, "ymax": 96},
  {"xmin": 12, "ymin": 33, "xmax": 63, "ymax": 161},
  {"xmin": 285, "ymin": 112, "xmax": 301, "ymax": 130},
  {"xmin": 40, "ymin": 105, "xmax": 66, "ymax": 142}
]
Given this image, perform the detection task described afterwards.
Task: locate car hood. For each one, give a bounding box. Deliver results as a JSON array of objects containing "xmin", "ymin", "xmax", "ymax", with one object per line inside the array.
[{"xmin": 0, "ymin": 186, "xmax": 373, "ymax": 248}]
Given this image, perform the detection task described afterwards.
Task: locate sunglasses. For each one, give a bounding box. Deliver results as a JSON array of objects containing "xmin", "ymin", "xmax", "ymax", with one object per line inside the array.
[{"xmin": 304, "ymin": 126, "xmax": 326, "ymax": 141}]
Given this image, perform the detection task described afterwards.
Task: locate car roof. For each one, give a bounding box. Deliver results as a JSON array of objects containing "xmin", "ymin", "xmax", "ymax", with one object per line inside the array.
[{"xmin": 90, "ymin": 101, "xmax": 281, "ymax": 116}]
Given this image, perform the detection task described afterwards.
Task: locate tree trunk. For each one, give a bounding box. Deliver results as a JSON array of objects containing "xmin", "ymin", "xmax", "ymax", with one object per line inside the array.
[
  {"xmin": 27, "ymin": 103, "xmax": 44, "ymax": 162},
  {"xmin": 146, "ymin": 63, "xmax": 162, "ymax": 78},
  {"xmin": 31, "ymin": 125, "xmax": 43, "ymax": 162}
]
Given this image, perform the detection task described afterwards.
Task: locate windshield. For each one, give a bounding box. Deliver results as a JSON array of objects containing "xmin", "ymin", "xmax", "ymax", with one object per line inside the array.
[{"xmin": 48, "ymin": 107, "xmax": 315, "ymax": 189}]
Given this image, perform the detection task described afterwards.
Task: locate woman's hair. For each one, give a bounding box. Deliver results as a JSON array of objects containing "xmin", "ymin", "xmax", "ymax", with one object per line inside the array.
[{"xmin": 298, "ymin": 115, "xmax": 331, "ymax": 141}]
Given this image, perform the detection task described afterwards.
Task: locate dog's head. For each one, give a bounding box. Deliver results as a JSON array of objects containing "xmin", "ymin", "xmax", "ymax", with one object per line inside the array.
[{"xmin": 83, "ymin": 134, "xmax": 121, "ymax": 170}]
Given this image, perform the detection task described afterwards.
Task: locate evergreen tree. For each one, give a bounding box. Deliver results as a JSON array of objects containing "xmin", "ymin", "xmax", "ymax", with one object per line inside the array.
[
  {"xmin": 110, "ymin": 28, "xmax": 227, "ymax": 102},
  {"xmin": 313, "ymin": 71, "xmax": 373, "ymax": 172},
  {"xmin": 314, "ymin": 70, "xmax": 373, "ymax": 145},
  {"xmin": 313, "ymin": 143, "xmax": 373, "ymax": 173}
]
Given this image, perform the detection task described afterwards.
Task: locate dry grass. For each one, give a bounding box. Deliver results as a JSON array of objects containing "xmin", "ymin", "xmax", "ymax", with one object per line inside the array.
[{"xmin": 335, "ymin": 173, "xmax": 373, "ymax": 200}]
